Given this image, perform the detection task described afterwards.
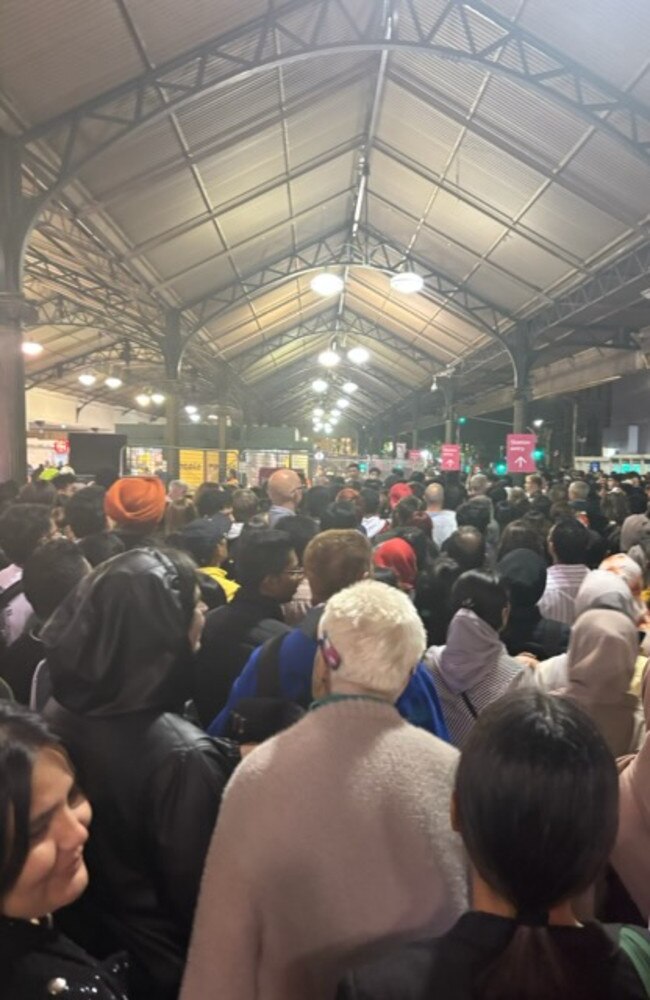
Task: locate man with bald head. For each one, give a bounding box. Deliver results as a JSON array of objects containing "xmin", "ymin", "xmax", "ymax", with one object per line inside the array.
[
  {"xmin": 267, "ymin": 468, "xmax": 304, "ymax": 527},
  {"xmin": 424, "ymin": 482, "xmax": 457, "ymax": 547}
]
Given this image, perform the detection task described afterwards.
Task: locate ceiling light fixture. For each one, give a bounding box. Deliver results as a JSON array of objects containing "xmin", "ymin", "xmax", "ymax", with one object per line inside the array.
[
  {"xmin": 313, "ymin": 407, "xmax": 324, "ymax": 417},
  {"xmin": 310, "ymin": 271, "xmax": 344, "ymax": 297},
  {"xmin": 312, "ymin": 378, "xmax": 329, "ymax": 393},
  {"xmin": 342, "ymin": 381, "xmax": 358, "ymax": 394},
  {"xmin": 135, "ymin": 393, "xmax": 151, "ymax": 407},
  {"xmin": 184, "ymin": 404, "xmax": 198, "ymax": 414},
  {"xmin": 331, "ymin": 408, "xmax": 341, "ymax": 418},
  {"xmin": 150, "ymin": 392, "xmax": 166, "ymax": 405},
  {"xmin": 22, "ymin": 340, "xmax": 44, "ymax": 357},
  {"xmin": 313, "ymin": 421, "xmax": 323, "ymax": 432},
  {"xmin": 347, "ymin": 345, "xmax": 370, "ymax": 365},
  {"xmin": 336, "ymin": 398, "xmax": 350, "ymax": 409},
  {"xmin": 208, "ymin": 414, "xmax": 218, "ymax": 421},
  {"xmin": 189, "ymin": 413, "xmax": 201, "ymax": 423},
  {"xmin": 323, "ymin": 422, "xmax": 333, "ymax": 434},
  {"xmin": 318, "ymin": 348, "xmax": 341, "ymax": 368},
  {"xmin": 390, "ymin": 270, "xmax": 424, "ymax": 294},
  {"xmin": 104, "ymin": 375, "xmax": 123, "ymax": 390},
  {"xmin": 78, "ymin": 373, "xmax": 97, "ymax": 387}
]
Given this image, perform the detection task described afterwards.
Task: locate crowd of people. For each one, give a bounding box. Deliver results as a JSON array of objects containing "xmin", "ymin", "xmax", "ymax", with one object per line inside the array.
[{"xmin": 0, "ymin": 459, "xmax": 649, "ymax": 999}]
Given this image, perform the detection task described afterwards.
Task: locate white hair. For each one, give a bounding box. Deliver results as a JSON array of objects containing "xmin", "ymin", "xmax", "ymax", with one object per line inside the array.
[
  {"xmin": 569, "ymin": 480, "xmax": 589, "ymax": 501},
  {"xmin": 468, "ymin": 473, "xmax": 488, "ymax": 495},
  {"xmin": 319, "ymin": 579, "xmax": 426, "ymax": 699}
]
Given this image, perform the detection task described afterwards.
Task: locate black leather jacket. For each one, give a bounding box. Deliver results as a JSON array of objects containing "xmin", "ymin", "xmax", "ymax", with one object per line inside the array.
[
  {"xmin": 0, "ymin": 917, "xmax": 129, "ymax": 1000},
  {"xmin": 40, "ymin": 550, "xmax": 241, "ymax": 1000}
]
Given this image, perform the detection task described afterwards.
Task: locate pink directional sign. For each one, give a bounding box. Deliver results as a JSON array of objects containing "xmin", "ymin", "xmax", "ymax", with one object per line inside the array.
[
  {"xmin": 440, "ymin": 443, "xmax": 461, "ymax": 471},
  {"xmin": 506, "ymin": 433, "xmax": 537, "ymax": 473}
]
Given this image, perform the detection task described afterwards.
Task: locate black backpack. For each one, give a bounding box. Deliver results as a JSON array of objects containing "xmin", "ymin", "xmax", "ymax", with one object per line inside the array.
[{"xmin": 225, "ymin": 630, "xmax": 305, "ymax": 744}]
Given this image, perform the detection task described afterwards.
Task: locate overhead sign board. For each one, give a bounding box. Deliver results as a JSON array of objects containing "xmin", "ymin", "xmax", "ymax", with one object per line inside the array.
[
  {"xmin": 506, "ymin": 433, "xmax": 537, "ymax": 473},
  {"xmin": 440, "ymin": 443, "xmax": 461, "ymax": 471}
]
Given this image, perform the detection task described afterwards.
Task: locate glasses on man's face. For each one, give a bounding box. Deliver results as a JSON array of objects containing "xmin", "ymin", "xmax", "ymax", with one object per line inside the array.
[{"xmin": 283, "ymin": 566, "xmax": 304, "ymax": 578}]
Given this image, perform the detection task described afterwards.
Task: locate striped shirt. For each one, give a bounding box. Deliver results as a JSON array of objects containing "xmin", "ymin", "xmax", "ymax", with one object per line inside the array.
[
  {"xmin": 537, "ymin": 564, "xmax": 590, "ymax": 626},
  {"xmin": 426, "ymin": 647, "xmax": 527, "ymax": 749}
]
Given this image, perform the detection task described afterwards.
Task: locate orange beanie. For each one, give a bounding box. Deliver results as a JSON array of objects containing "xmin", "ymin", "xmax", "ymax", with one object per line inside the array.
[{"xmin": 105, "ymin": 476, "xmax": 166, "ymax": 527}]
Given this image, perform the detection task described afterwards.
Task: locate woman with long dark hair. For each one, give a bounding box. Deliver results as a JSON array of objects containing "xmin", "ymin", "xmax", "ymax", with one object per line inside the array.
[
  {"xmin": 338, "ymin": 690, "xmax": 650, "ymax": 1000},
  {"xmin": 0, "ymin": 703, "xmax": 129, "ymax": 999}
]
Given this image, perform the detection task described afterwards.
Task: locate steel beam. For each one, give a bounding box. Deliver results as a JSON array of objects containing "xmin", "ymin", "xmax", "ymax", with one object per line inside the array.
[
  {"xmin": 232, "ymin": 306, "xmax": 433, "ymax": 373},
  {"xmin": 19, "ymin": 0, "xmax": 650, "ymax": 213},
  {"xmin": 182, "ymin": 225, "xmax": 510, "ymax": 346},
  {"xmin": 457, "ymin": 239, "xmax": 650, "ymax": 382}
]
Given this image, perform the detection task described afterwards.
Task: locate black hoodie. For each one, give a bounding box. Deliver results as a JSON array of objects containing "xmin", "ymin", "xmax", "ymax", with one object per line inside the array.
[{"xmin": 41, "ymin": 549, "xmax": 239, "ymax": 1000}]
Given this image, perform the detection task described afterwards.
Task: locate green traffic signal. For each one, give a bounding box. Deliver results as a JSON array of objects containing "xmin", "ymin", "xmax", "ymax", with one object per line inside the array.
[
  {"xmin": 532, "ymin": 449, "xmax": 544, "ymax": 461},
  {"xmin": 457, "ymin": 416, "xmax": 467, "ymax": 425},
  {"xmin": 494, "ymin": 461, "xmax": 507, "ymax": 475}
]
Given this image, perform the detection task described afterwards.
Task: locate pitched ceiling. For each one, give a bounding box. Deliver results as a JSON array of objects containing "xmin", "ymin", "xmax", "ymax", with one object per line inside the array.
[{"xmin": 2, "ymin": 0, "xmax": 650, "ymax": 432}]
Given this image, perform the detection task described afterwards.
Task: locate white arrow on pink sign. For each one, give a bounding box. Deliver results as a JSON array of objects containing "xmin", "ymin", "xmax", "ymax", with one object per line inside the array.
[
  {"xmin": 506, "ymin": 433, "xmax": 537, "ymax": 474},
  {"xmin": 440, "ymin": 444, "xmax": 461, "ymax": 471}
]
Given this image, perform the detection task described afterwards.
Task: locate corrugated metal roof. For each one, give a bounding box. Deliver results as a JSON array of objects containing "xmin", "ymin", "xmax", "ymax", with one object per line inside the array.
[
  {"xmin": 175, "ymin": 76, "xmax": 282, "ymax": 150},
  {"xmin": 474, "ymin": 75, "xmax": 589, "ymax": 166},
  {"xmin": 144, "ymin": 221, "xmax": 223, "ymax": 280},
  {"xmin": 487, "ymin": 236, "xmax": 574, "ymax": 292},
  {"xmin": 469, "ymin": 262, "xmax": 545, "ymax": 313},
  {"xmin": 518, "ymin": 0, "xmax": 650, "ymax": 90},
  {"xmin": 198, "ymin": 133, "xmax": 288, "ymax": 208},
  {"xmin": 390, "ymin": 48, "xmax": 489, "ymax": 114},
  {"xmin": 126, "ymin": 0, "xmax": 271, "ymax": 66},
  {"xmin": 78, "ymin": 118, "xmax": 182, "ymax": 199},
  {"xmin": 522, "ymin": 186, "xmax": 629, "ymax": 261},
  {"xmin": 0, "ymin": 0, "xmax": 141, "ymax": 122},
  {"xmin": 451, "ymin": 132, "xmax": 546, "ymax": 215},
  {"xmin": 416, "ymin": 186, "xmax": 508, "ymax": 258},
  {"xmin": 292, "ymin": 192, "xmax": 352, "ymax": 246},
  {"xmin": 561, "ymin": 132, "xmax": 650, "ymax": 222},
  {"xmin": 8, "ymin": 0, "xmax": 650, "ymax": 420},
  {"xmin": 377, "ymin": 79, "xmax": 465, "ymax": 174},
  {"xmin": 290, "ymin": 152, "xmax": 356, "ymax": 215},
  {"xmin": 109, "ymin": 172, "xmax": 208, "ymax": 245}
]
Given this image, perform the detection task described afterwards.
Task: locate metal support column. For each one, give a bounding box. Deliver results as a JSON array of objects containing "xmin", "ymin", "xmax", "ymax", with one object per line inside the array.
[
  {"xmin": 163, "ymin": 309, "xmax": 183, "ymax": 480},
  {"xmin": 571, "ymin": 399, "xmax": 579, "ymax": 466},
  {"xmin": 0, "ymin": 295, "xmax": 36, "ymax": 483},
  {"xmin": 412, "ymin": 393, "xmax": 420, "ymax": 449},
  {"xmin": 441, "ymin": 378, "xmax": 455, "ymax": 444},
  {"xmin": 218, "ymin": 412, "xmax": 228, "ymax": 482},
  {"xmin": 512, "ymin": 390, "xmax": 528, "ymax": 435},
  {"xmin": 0, "ymin": 135, "xmax": 38, "ymax": 484},
  {"xmin": 389, "ymin": 407, "xmax": 398, "ymax": 459},
  {"xmin": 512, "ymin": 339, "xmax": 531, "ymax": 435}
]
